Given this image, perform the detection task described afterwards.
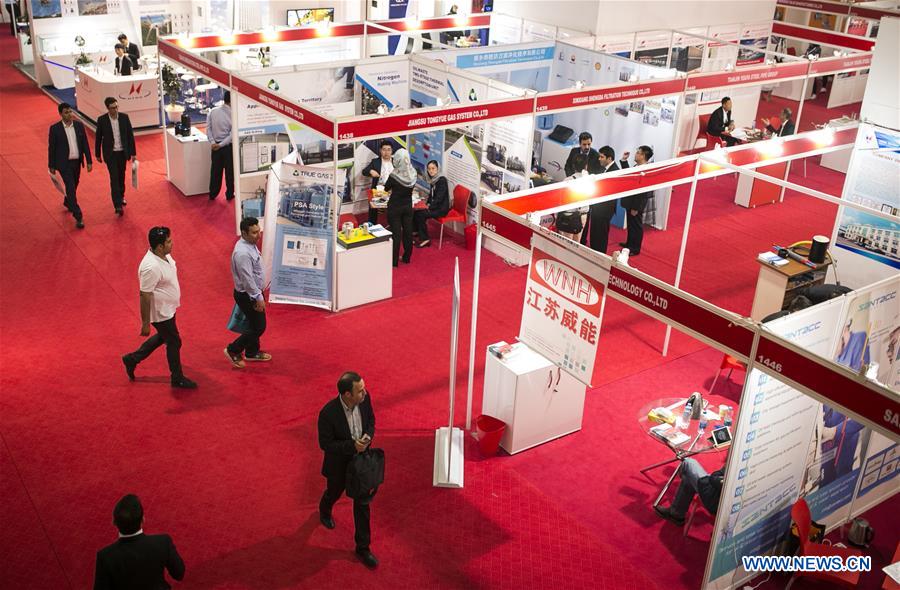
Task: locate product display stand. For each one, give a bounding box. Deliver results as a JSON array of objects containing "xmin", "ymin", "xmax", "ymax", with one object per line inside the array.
[
  {"xmin": 434, "ymin": 259, "xmax": 464, "ymax": 488},
  {"xmin": 165, "ymin": 128, "xmax": 211, "ymax": 196}
]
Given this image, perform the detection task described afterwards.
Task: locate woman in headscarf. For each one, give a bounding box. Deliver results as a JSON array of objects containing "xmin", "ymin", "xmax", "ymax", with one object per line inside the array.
[
  {"xmin": 383, "ymin": 148, "xmax": 416, "ymax": 266},
  {"xmin": 413, "ymin": 160, "xmax": 450, "ymax": 248}
]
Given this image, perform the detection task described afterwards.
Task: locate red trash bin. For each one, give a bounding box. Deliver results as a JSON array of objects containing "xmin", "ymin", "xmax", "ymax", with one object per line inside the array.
[
  {"xmin": 473, "ymin": 414, "xmax": 506, "ymax": 456},
  {"xmin": 465, "ymin": 224, "xmax": 477, "ymax": 250}
]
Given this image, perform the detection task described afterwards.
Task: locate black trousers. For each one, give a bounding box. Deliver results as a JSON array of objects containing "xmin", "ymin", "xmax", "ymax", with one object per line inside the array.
[
  {"xmin": 368, "ymin": 207, "xmax": 380, "ymax": 225},
  {"xmin": 320, "ymin": 473, "xmax": 371, "ymax": 551},
  {"xmin": 126, "ymin": 315, "xmax": 183, "ymax": 379},
  {"xmin": 209, "ymin": 144, "xmax": 234, "ymax": 200},
  {"xmin": 625, "ymin": 209, "xmax": 644, "ymax": 253},
  {"xmin": 580, "ymin": 205, "xmax": 611, "ymax": 254},
  {"xmin": 413, "ymin": 210, "xmax": 443, "ymax": 241},
  {"xmin": 387, "ymin": 204, "xmax": 413, "ymax": 265},
  {"xmin": 58, "ymin": 159, "xmax": 83, "ymax": 221},
  {"xmin": 105, "ymin": 151, "xmax": 127, "ymax": 208},
  {"xmin": 228, "ymin": 290, "xmax": 266, "ymax": 357}
]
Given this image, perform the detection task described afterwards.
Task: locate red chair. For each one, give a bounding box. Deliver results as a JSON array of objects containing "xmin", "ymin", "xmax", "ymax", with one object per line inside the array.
[
  {"xmin": 436, "ymin": 185, "xmax": 469, "ymax": 249},
  {"xmin": 710, "ymin": 354, "xmax": 746, "ymax": 393},
  {"xmin": 785, "ymin": 498, "xmax": 863, "ymax": 589},
  {"xmin": 694, "ymin": 113, "xmax": 712, "ymax": 151}
]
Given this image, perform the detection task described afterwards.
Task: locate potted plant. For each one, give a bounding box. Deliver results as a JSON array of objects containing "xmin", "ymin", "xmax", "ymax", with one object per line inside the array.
[
  {"xmin": 74, "ymin": 35, "xmax": 91, "ymax": 68},
  {"xmin": 161, "ymin": 63, "xmax": 184, "ymax": 122}
]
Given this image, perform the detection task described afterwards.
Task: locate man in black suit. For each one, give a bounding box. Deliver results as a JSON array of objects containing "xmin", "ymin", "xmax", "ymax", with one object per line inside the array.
[
  {"xmin": 95, "ymin": 97, "xmax": 136, "ymax": 215},
  {"xmin": 117, "ymin": 33, "xmax": 140, "ymax": 69},
  {"xmin": 93, "ymin": 494, "xmax": 185, "ymax": 590},
  {"xmin": 114, "ymin": 43, "xmax": 133, "ymax": 76},
  {"xmin": 580, "ymin": 145, "xmax": 620, "ymax": 254},
  {"xmin": 362, "ymin": 141, "xmax": 393, "ymax": 224},
  {"xmin": 564, "ymin": 131, "xmax": 599, "ymax": 177},
  {"xmin": 617, "ymin": 145, "xmax": 654, "ymax": 255},
  {"xmin": 707, "ymin": 96, "xmax": 738, "ymax": 146},
  {"xmin": 48, "ymin": 102, "xmax": 92, "ymax": 229},
  {"xmin": 762, "ymin": 107, "xmax": 795, "ymax": 137},
  {"xmin": 318, "ymin": 371, "xmax": 378, "ymax": 569}
]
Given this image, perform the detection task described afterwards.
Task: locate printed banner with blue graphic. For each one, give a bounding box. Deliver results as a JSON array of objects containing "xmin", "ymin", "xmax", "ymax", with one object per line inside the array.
[{"xmin": 268, "ymin": 163, "xmax": 335, "ymax": 309}]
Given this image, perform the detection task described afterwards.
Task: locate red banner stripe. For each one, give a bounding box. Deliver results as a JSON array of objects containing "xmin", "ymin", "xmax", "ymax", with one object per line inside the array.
[
  {"xmin": 231, "ymin": 77, "xmax": 334, "ymax": 137},
  {"xmin": 810, "ymin": 53, "xmax": 873, "ymax": 75},
  {"xmin": 336, "ymin": 97, "xmax": 534, "ymax": 141},
  {"xmin": 771, "ymin": 22, "xmax": 875, "ymax": 51},
  {"xmin": 481, "ymin": 206, "xmax": 535, "ymax": 249},
  {"xmin": 686, "ymin": 61, "xmax": 810, "ymax": 92},
  {"xmin": 775, "ymin": 0, "xmax": 852, "ymax": 15},
  {"xmin": 536, "ymin": 78, "xmax": 686, "ymax": 113}
]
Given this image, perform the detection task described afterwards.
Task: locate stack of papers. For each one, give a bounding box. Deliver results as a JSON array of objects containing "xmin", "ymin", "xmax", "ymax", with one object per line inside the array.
[
  {"xmin": 650, "ymin": 424, "xmax": 690, "ymax": 446},
  {"xmin": 758, "ymin": 251, "xmax": 789, "ymax": 266}
]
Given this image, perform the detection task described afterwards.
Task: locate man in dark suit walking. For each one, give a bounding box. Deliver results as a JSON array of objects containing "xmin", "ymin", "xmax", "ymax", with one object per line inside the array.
[
  {"xmin": 564, "ymin": 131, "xmax": 599, "ymax": 177},
  {"xmin": 706, "ymin": 96, "xmax": 737, "ymax": 146},
  {"xmin": 95, "ymin": 97, "xmax": 136, "ymax": 215},
  {"xmin": 318, "ymin": 371, "xmax": 378, "ymax": 569},
  {"xmin": 48, "ymin": 102, "xmax": 92, "ymax": 229},
  {"xmin": 580, "ymin": 145, "xmax": 620, "ymax": 254},
  {"xmin": 617, "ymin": 145, "xmax": 654, "ymax": 255},
  {"xmin": 93, "ymin": 494, "xmax": 185, "ymax": 590}
]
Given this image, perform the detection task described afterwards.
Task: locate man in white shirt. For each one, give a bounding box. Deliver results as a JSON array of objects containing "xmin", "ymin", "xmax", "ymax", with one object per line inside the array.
[
  {"xmin": 48, "ymin": 102, "xmax": 92, "ymax": 228},
  {"xmin": 122, "ymin": 227, "xmax": 197, "ymax": 389},
  {"xmin": 95, "ymin": 97, "xmax": 137, "ymax": 215}
]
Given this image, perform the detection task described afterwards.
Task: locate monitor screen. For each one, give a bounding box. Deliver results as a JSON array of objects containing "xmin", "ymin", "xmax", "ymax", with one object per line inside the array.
[{"xmin": 287, "ymin": 8, "xmax": 334, "ymax": 27}]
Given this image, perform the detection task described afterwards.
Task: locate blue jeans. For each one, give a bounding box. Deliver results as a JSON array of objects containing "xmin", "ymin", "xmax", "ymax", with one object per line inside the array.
[{"xmin": 671, "ymin": 458, "xmax": 707, "ymax": 518}]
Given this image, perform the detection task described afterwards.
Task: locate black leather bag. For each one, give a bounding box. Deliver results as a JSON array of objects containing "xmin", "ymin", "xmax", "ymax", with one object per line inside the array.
[
  {"xmin": 555, "ymin": 210, "xmax": 583, "ymax": 233},
  {"xmin": 345, "ymin": 448, "xmax": 385, "ymax": 501}
]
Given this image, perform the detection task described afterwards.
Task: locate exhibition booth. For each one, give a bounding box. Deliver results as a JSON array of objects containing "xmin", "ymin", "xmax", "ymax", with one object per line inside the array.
[{"xmin": 465, "ymin": 120, "xmax": 899, "ymax": 590}]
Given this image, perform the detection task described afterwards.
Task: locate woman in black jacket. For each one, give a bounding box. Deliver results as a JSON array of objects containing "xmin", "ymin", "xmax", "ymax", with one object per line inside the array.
[
  {"xmin": 414, "ymin": 160, "xmax": 450, "ymax": 248},
  {"xmin": 383, "ymin": 148, "xmax": 416, "ymax": 266}
]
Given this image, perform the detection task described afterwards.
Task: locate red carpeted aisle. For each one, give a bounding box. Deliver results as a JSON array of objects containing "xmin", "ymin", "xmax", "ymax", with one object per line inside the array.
[{"xmin": 2, "ymin": 33, "xmax": 895, "ymax": 590}]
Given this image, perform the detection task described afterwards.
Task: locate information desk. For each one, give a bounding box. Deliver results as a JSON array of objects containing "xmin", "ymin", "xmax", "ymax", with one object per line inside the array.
[
  {"xmin": 42, "ymin": 50, "xmax": 111, "ymax": 89},
  {"xmin": 481, "ymin": 341, "xmax": 586, "ymax": 455},
  {"xmin": 820, "ymin": 117, "xmax": 855, "ymax": 173},
  {"xmin": 76, "ymin": 67, "xmax": 160, "ymax": 128},
  {"xmin": 165, "ymin": 129, "xmax": 211, "ymax": 196},
  {"xmin": 335, "ymin": 233, "xmax": 392, "ymax": 311},
  {"xmin": 750, "ymin": 254, "xmax": 831, "ymax": 321}
]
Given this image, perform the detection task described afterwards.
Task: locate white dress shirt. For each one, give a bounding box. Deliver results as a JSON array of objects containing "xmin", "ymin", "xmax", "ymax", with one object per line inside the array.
[
  {"xmin": 63, "ymin": 122, "xmax": 79, "ymax": 160},
  {"xmin": 339, "ymin": 396, "xmax": 363, "ymax": 441},
  {"xmin": 110, "ymin": 115, "xmax": 123, "ymax": 152}
]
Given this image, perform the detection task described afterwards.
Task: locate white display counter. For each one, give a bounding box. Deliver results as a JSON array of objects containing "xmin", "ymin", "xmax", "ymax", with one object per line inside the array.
[
  {"xmin": 18, "ymin": 33, "xmax": 32, "ymax": 65},
  {"xmin": 76, "ymin": 67, "xmax": 160, "ymax": 128},
  {"xmin": 481, "ymin": 341, "xmax": 586, "ymax": 454},
  {"xmin": 335, "ymin": 239, "xmax": 393, "ymax": 310},
  {"xmin": 165, "ymin": 129, "xmax": 211, "ymax": 196},
  {"xmin": 820, "ymin": 117, "xmax": 855, "ymax": 173},
  {"xmin": 42, "ymin": 50, "xmax": 112, "ymax": 89}
]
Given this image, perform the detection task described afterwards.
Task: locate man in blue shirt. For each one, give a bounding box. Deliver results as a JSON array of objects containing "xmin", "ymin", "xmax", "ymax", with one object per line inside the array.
[
  {"xmin": 207, "ymin": 90, "xmax": 234, "ymax": 200},
  {"xmin": 225, "ymin": 216, "xmax": 271, "ymax": 367}
]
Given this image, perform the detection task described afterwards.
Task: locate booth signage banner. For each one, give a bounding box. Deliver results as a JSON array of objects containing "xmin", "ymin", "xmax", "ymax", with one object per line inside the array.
[
  {"xmin": 686, "ymin": 61, "xmax": 810, "ymax": 91},
  {"xmin": 232, "ymin": 77, "xmax": 334, "ymax": 138},
  {"xmin": 268, "ymin": 163, "xmax": 336, "ymax": 308},
  {"xmin": 596, "ymin": 34, "xmax": 634, "ymax": 58},
  {"xmin": 853, "ymin": 432, "xmax": 900, "ymax": 515},
  {"xmin": 536, "ymin": 78, "xmax": 686, "ymax": 113},
  {"xmin": 519, "ymin": 235, "xmax": 608, "ymax": 382},
  {"xmin": 770, "ymin": 22, "xmax": 875, "ymax": 51},
  {"xmin": 158, "ymin": 41, "xmax": 231, "ymax": 87},
  {"xmin": 775, "ymin": 0, "xmax": 853, "ymax": 15},
  {"xmin": 606, "ymin": 266, "xmax": 755, "ymax": 359},
  {"xmin": 753, "ymin": 335, "xmax": 900, "ymax": 440},
  {"xmin": 481, "ymin": 204, "xmax": 536, "ymax": 249},
  {"xmin": 706, "ymin": 299, "xmax": 845, "ymax": 587},
  {"xmin": 336, "ymin": 97, "xmax": 534, "ymax": 141},
  {"xmin": 809, "ymin": 53, "xmax": 873, "ymax": 75}
]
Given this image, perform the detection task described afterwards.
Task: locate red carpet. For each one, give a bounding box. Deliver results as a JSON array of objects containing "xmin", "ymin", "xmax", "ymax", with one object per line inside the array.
[{"xmin": 1, "ymin": 33, "xmax": 896, "ymax": 590}]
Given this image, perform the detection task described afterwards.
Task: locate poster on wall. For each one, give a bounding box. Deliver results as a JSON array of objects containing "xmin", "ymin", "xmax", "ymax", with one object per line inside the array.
[
  {"xmin": 670, "ymin": 27, "xmax": 706, "ymax": 73},
  {"xmin": 77, "ymin": 0, "xmax": 107, "ymax": 16},
  {"xmin": 804, "ymin": 277, "xmax": 900, "ymax": 525},
  {"xmin": 409, "ymin": 130, "xmax": 444, "ymax": 190},
  {"xmin": 853, "ymin": 432, "xmax": 899, "ymax": 516},
  {"xmin": 452, "ymin": 44, "xmax": 555, "ymax": 92},
  {"xmin": 32, "ymin": 0, "xmax": 62, "ymax": 18},
  {"xmin": 633, "ymin": 32, "xmax": 671, "ymax": 68},
  {"xmin": 355, "ymin": 61, "xmax": 410, "ymax": 114},
  {"xmin": 443, "ymin": 126, "xmax": 481, "ymax": 222},
  {"xmin": 483, "ymin": 116, "xmax": 530, "ymax": 176},
  {"xmin": 140, "ymin": 13, "xmax": 172, "ymax": 46},
  {"xmin": 268, "ymin": 162, "xmax": 336, "ymax": 309},
  {"xmin": 833, "ymin": 123, "xmax": 900, "ymax": 275},
  {"xmin": 410, "ymin": 62, "xmax": 446, "ymax": 107},
  {"xmin": 707, "ymin": 298, "xmax": 845, "ymax": 588},
  {"xmin": 738, "ymin": 23, "xmax": 772, "ymax": 67},
  {"xmin": 596, "ymin": 34, "xmax": 634, "ymax": 58},
  {"xmin": 519, "ymin": 234, "xmax": 609, "ymax": 384}
]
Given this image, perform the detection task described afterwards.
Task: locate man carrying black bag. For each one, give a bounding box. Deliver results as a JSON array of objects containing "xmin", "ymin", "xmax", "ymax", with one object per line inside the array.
[{"xmin": 318, "ymin": 371, "xmax": 379, "ymax": 569}]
